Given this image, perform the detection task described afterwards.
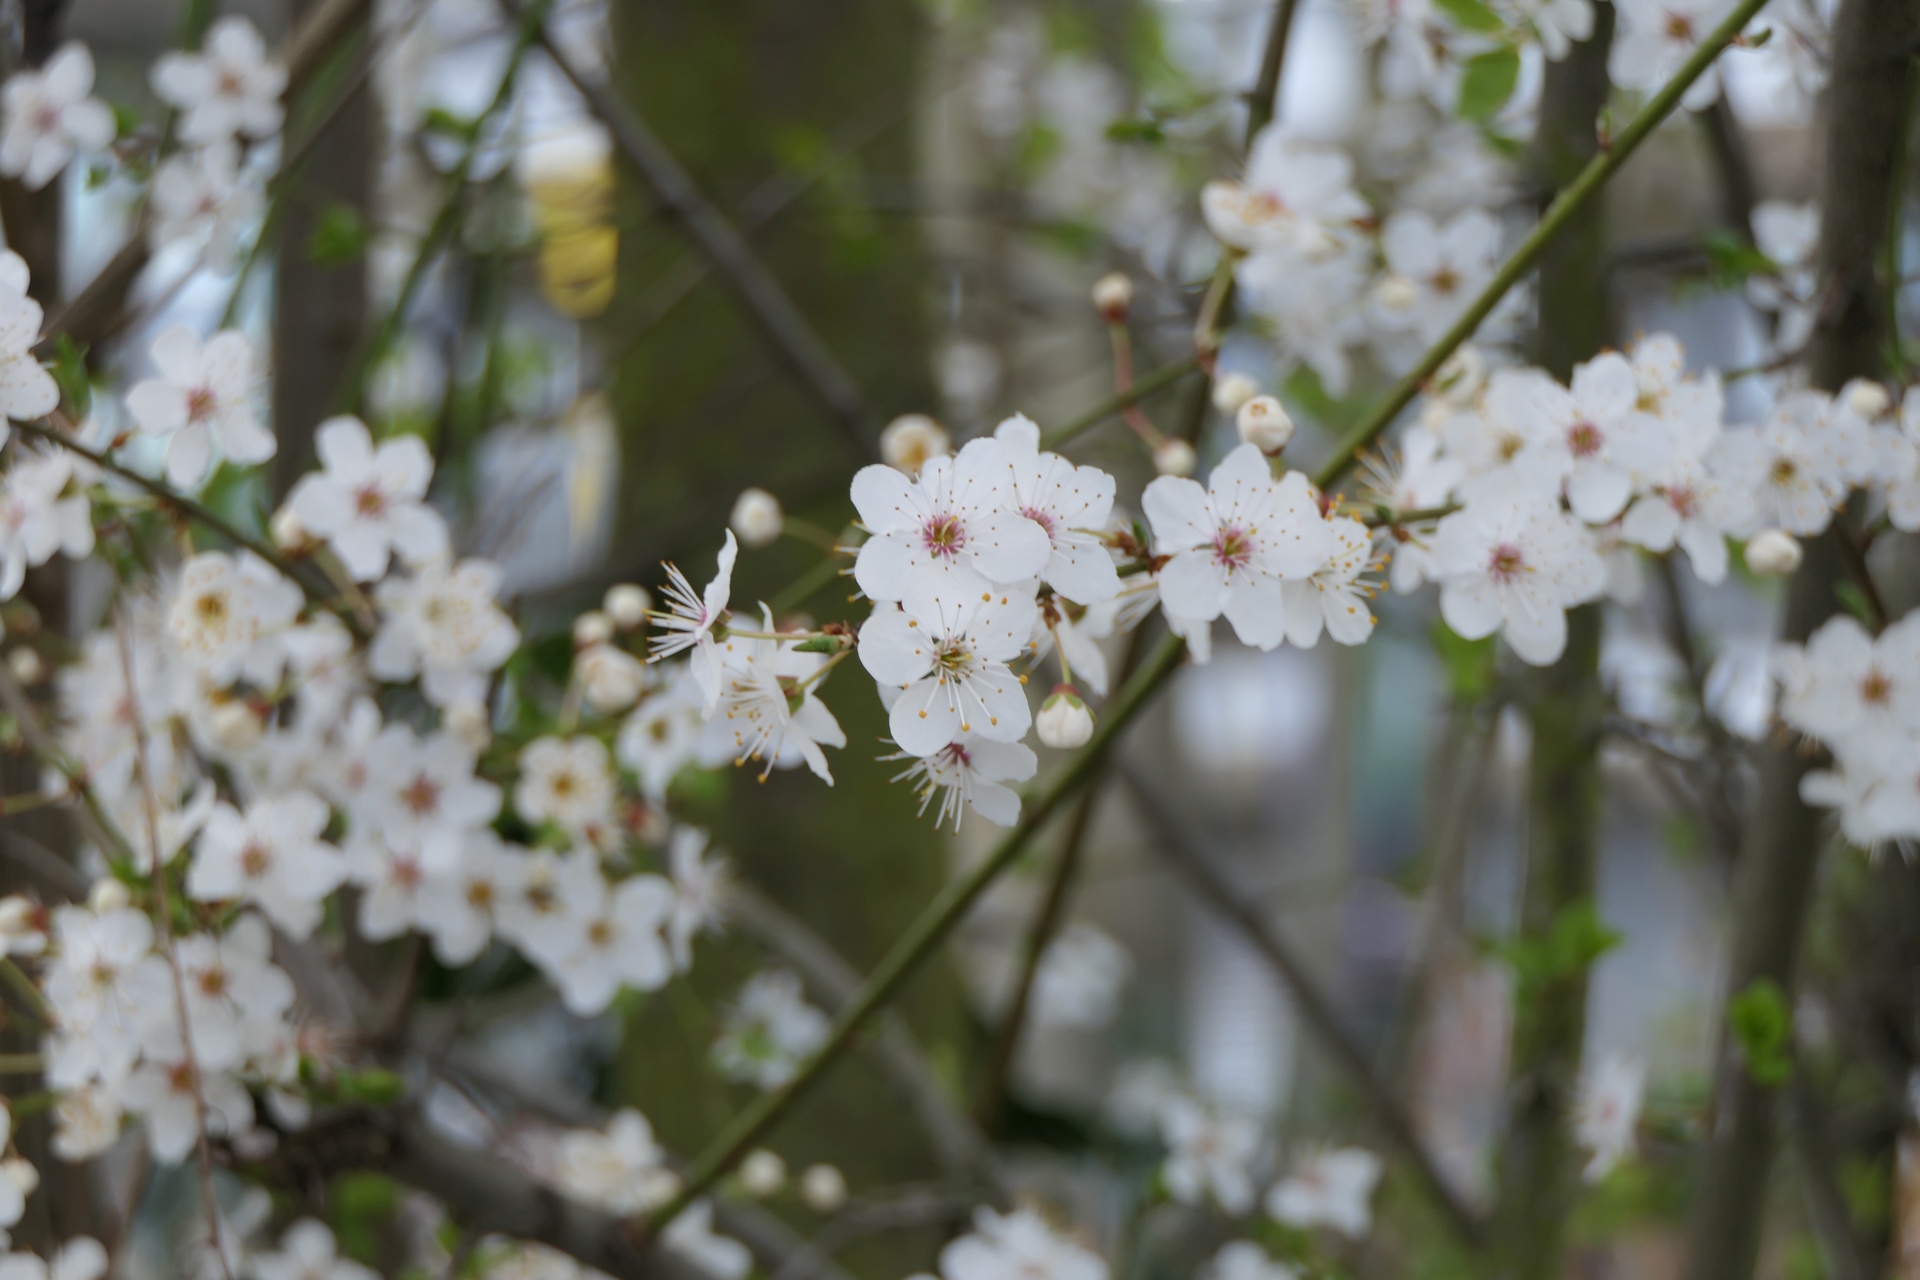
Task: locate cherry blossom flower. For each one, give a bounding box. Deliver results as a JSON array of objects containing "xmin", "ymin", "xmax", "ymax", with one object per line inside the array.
[
  {"xmin": 712, "ymin": 969, "xmax": 831, "ymax": 1090},
  {"xmin": 186, "ymin": 791, "xmax": 346, "ymax": 940},
  {"xmin": 130, "ymin": 917, "xmax": 293, "ymax": 1072},
  {"xmin": 1707, "ymin": 391, "xmax": 1862, "ymax": 536},
  {"xmin": 1609, "ymin": 0, "xmax": 1738, "ymax": 110},
  {"xmin": 938, "ymin": 1208, "xmax": 1107, "ymax": 1280},
  {"xmin": 987, "ymin": 414, "xmax": 1121, "ymax": 604},
  {"xmin": 1575, "ymin": 1052, "xmax": 1646, "ymax": 1182},
  {"xmin": 1526, "ymin": 352, "xmax": 1674, "ymax": 523},
  {"xmin": 666, "ymin": 826, "xmax": 728, "ymax": 971},
  {"xmin": 1203, "ymin": 126, "xmax": 1369, "ymax": 259},
  {"xmin": 1160, "ymin": 1097, "xmax": 1263, "ymax": 1214},
  {"xmin": 370, "ymin": 558, "xmax": 520, "ymax": 707},
  {"xmin": 1208, "ymin": 1242, "xmax": 1299, "ymax": 1280},
  {"xmin": 851, "ymin": 438, "xmax": 1052, "ymax": 602},
  {"xmin": 1142, "ymin": 444, "xmax": 1335, "ymax": 651},
  {"xmin": 1429, "ymin": 488, "xmax": 1606, "ymax": 665},
  {"xmin": 1773, "ymin": 612, "xmax": 1920, "ymax": 744},
  {"xmin": 0, "ymin": 43, "xmax": 114, "ymax": 191},
  {"xmin": 125, "ymin": 327, "xmax": 273, "ymax": 489},
  {"xmin": 165, "ymin": 551, "xmax": 302, "ymax": 687},
  {"xmin": 343, "ymin": 834, "xmax": 431, "ymax": 942},
  {"xmin": 1281, "ymin": 515, "xmax": 1378, "ymax": 648},
  {"xmin": 1619, "ymin": 454, "xmax": 1735, "ymax": 583},
  {"xmin": 650, "ymin": 532, "xmax": 737, "ymax": 708},
  {"xmin": 1516, "ymin": 0, "xmax": 1598, "ymax": 56},
  {"xmin": 554, "ymin": 1108, "xmax": 680, "ymax": 1215},
  {"xmin": 697, "ymin": 608, "xmax": 845, "ymax": 783},
  {"xmin": 1265, "ymin": 1146, "xmax": 1383, "ymax": 1237},
  {"xmin": 514, "ymin": 735, "xmax": 616, "ymax": 838},
  {"xmin": 887, "ymin": 733, "xmax": 1037, "ymax": 829},
  {"xmin": 149, "ymin": 142, "xmax": 263, "ymax": 270},
  {"xmin": 858, "ymin": 579, "xmax": 1038, "ymax": 756},
  {"xmin": 616, "ymin": 671, "xmax": 704, "ymax": 801},
  {"xmin": 0, "ymin": 253, "xmax": 60, "ymax": 427},
  {"xmin": 358, "ymin": 724, "xmax": 501, "ymax": 860},
  {"xmin": 250, "ymin": 1220, "xmax": 375, "ymax": 1280},
  {"xmin": 1370, "ymin": 209, "xmax": 1500, "ymax": 351},
  {"xmin": 662, "ymin": 1201, "xmax": 752, "ymax": 1280},
  {"xmin": 120, "ymin": 1054, "xmax": 255, "ymax": 1163},
  {"xmin": 0, "ymin": 450, "xmax": 93, "ymax": 599},
  {"xmin": 286, "ymin": 415, "xmax": 448, "ymax": 581},
  {"xmin": 547, "ymin": 860, "xmax": 676, "ymax": 1015},
  {"xmin": 150, "ymin": 16, "xmax": 287, "ymax": 146}
]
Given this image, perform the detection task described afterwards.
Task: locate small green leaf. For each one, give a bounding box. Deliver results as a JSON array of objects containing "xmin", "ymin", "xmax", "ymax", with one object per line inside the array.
[
  {"xmin": 1704, "ymin": 230, "xmax": 1779, "ymax": 289},
  {"xmin": 791, "ymin": 635, "xmax": 842, "ymax": 654},
  {"xmin": 307, "ymin": 203, "xmax": 369, "ymax": 266},
  {"xmin": 1728, "ymin": 978, "xmax": 1793, "ymax": 1085},
  {"xmin": 1434, "ymin": 0, "xmax": 1509, "ymax": 32},
  {"xmin": 1458, "ymin": 47, "xmax": 1522, "ymax": 122},
  {"xmin": 335, "ymin": 1067, "xmax": 406, "ymax": 1104},
  {"xmin": 1105, "ymin": 118, "xmax": 1166, "ymax": 145},
  {"xmin": 1432, "ymin": 621, "xmax": 1499, "ymax": 704},
  {"xmin": 47, "ymin": 335, "xmax": 91, "ymax": 418},
  {"xmin": 1494, "ymin": 900, "xmax": 1622, "ymax": 991},
  {"xmin": 1834, "ymin": 579, "xmax": 1876, "ymax": 627}
]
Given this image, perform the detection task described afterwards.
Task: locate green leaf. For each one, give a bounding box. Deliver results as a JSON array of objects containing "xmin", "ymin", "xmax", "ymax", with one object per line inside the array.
[
  {"xmin": 1834, "ymin": 579, "xmax": 1877, "ymax": 628},
  {"xmin": 1434, "ymin": 0, "xmax": 1509, "ymax": 32},
  {"xmin": 791, "ymin": 635, "xmax": 842, "ymax": 653},
  {"xmin": 307, "ymin": 203, "xmax": 369, "ymax": 266},
  {"xmin": 1458, "ymin": 47, "xmax": 1522, "ymax": 122},
  {"xmin": 1494, "ymin": 900, "xmax": 1622, "ymax": 991},
  {"xmin": 335, "ymin": 1066, "xmax": 406, "ymax": 1104},
  {"xmin": 47, "ymin": 335, "xmax": 91, "ymax": 418},
  {"xmin": 1105, "ymin": 117, "xmax": 1166, "ymax": 145},
  {"xmin": 1704, "ymin": 230, "xmax": 1779, "ymax": 289},
  {"xmin": 1432, "ymin": 621, "xmax": 1499, "ymax": 704},
  {"xmin": 1727, "ymin": 979, "xmax": 1793, "ymax": 1085}
]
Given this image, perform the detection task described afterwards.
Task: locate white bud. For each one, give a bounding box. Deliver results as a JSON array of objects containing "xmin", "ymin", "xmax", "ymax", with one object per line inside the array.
[
  {"xmin": 1091, "ymin": 271, "xmax": 1134, "ymax": 321},
  {"xmin": 0, "ymin": 895, "xmax": 41, "ymax": 956},
  {"xmin": 604, "ymin": 584, "xmax": 651, "ymax": 629},
  {"xmin": 740, "ymin": 1149, "xmax": 787, "ymax": 1197},
  {"xmin": 1373, "ymin": 274, "xmax": 1420, "ymax": 313},
  {"xmin": 1236, "ymin": 395, "xmax": 1296, "ymax": 454},
  {"xmin": 729, "ymin": 488, "xmax": 785, "ymax": 548},
  {"xmin": 1036, "ymin": 685, "xmax": 1094, "ymax": 750},
  {"xmin": 1153, "ymin": 438, "xmax": 1197, "ymax": 478},
  {"xmin": 209, "ymin": 701, "xmax": 262, "ymax": 753},
  {"xmin": 270, "ymin": 505, "xmax": 316, "ymax": 553},
  {"xmin": 880, "ymin": 415, "xmax": 950, "ymax": 475},
  {"xmin": 444, "ymin": 698, "xmax": 492, "ymax": 752},
  {"xmin": 577, "ymin": 643, "xmax": 647, "ymax": 714},
  {"xmin": 1211, "ymin": 373, "xmax": 1260, "ymax": 415},
  {"xmin": 573, "ymin": 610, "xmax": 615, "ymax": 649},
  {"xmin": 2, "ymin": 1157, "xmax": 38, "ymax": 1197},
  {"xmin": 1745, "ymin": 529, "xmax": 1803, "ymax": 576},
  {"xmin": 1844, "ymin": 378, "xmax": 1891, "ymax": 420},
  {"xmin": 87, "ymin": 877, "xmax": 130, "ymax": 914},
  {"xmin": 1433, "ymin": 345, "xmax": 1487, "ymax": 405},
  {"xmin": 799, "ymin": 1163, "xmax": 847, "ymax": 1213},
  {"xmin": 5, "ymin": 648, "xmax": 42, "ymax": 686}
]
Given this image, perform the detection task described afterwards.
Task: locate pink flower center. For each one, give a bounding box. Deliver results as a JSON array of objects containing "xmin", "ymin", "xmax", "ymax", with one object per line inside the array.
[
  {"xmin": 1862, "ymin": 669, "xmax": 1893, "ymax": 705},
  {"xmin": 401, "ymin": 774, "xmax": 441, "ymax": 817},
  {"xmin": 354, "ymin": 483, "xmax": 388, "ymax": 517},
  {"xmin": 185, "ymin": 386, "xmax": 218, "ymax": 424},
  {"xmin": 1488, "ymin": 542, "xmax": 1527, "ymax": 583},
  {"xmin": 1023, "ymin": 507, "xmax": 1056, "ymax": 537},
  {"xmin": 33, "ymin": 104, "xmax": 61, "ymax": 133},
  {"xmin": 922, "ymin": 514, "xmax": 967, "ymax": 559},
  {"xmin": 1567, "ymin": 420, "xmax": 1604, "ymax": 458},
  {"xmin": 1211, "ymin": 525, "xmax": 1254, "ymax": 570},
  {"xmin": 240, "ymin": 843, "xmax": 270, "ymax": 878},
  {"xmin": 1667, "ymin": 484, "xmax": 1698, "ymax": 518}
]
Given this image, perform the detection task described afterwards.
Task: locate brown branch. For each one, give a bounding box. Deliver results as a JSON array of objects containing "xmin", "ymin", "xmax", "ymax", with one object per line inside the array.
[
  {"xmin": 1117, "ymin": 763, "xmax": 1487, "ymax": 1250},
  {"xmin": 500, "ymin": 0, "xmax": 875, "ymax": 456}
]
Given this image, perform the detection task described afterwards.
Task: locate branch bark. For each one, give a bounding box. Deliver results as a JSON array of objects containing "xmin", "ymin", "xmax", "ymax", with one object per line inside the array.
[{"xmin": 1682, "ymin": 2, "xmax": 1920, "ymax": 1275}]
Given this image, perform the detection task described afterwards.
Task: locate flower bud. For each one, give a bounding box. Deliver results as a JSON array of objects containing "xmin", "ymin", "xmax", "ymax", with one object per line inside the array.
[
  {"xmin": 88, "ymin": 878, "xmax": 130, "ymax": 914},
  {"xmin": 730, "ymin": 487, "xmax": 784, "ymax": 548},
  {"xmin": 1037, "ymin": 685, "xmax": 1094, "ymax": 749},
  {"xmin": 1153, "ymin": 438, "xmax": 1197, "ymax": 478},
  {"xmin": 3, "ymin": 1157, "xmax": 38, "ymax": 1197},
  {"xmin": 1433, "ymin": 344, "xmax": 1487, "ymax": 405},
  {"xmin": 1844, "ymin": 378, "xmax": 1891, "ymax": 420},
  {"xmin": 209, "ymin": 701, "xmax": 262, "ymax": 753},
  {"xmin": 577, "ymin": 643, "xmax": 647, "ymax": 714},
  {"xmin": 740, "ymin": 1149, "xmax": 787, "ymax": 1197},
  {"xmin": 604, "ymin": 583, "xmax": 651, "ymax": 629},
  {"xmin": 573, "ymin": 610, "xmax": 615, "ymax": 649},
  {"xmin": 1091, "ymin": 271, "xmax": 1134, "ymax": 322},
  {"xmin": 880, "ymin": 415, "xmax": 949, "ymax": 476},
  {"xmin": 0, "ymin": 895, "xmax": 42, "ymax": 956},
  {"xmin": 1236, "ymin": 395, "xmax": 1295, "ymax": 455},
  {"xmin": 270, "ymin": 505, "xmax": 318, "ymax": 555},
  {"xmin": 444, "ymin": 698, "xmax": 492, "ymax": 752},
  {"xmin": 1746, "ymin": 529, "xmax": 1803, "ymax": 576},
  {"xmin": 799, "ymin": 1163, "xmax": 848, "ymax": 1213},
  {"xmin": 1211, "ymin": 372, "xmax": 1260, "ymax": 415},
  {"xmin": 1373, "ymin": 274, "xmax": 1419, "ymax": 314},
  {"xmin": 5, "ymin": 648, "xmax": 42, "ymax": 686}
]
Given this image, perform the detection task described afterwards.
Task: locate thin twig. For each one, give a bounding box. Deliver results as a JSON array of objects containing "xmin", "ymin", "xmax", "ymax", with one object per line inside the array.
[
  {"xmin": 1119, "ymin": 762, "xmax": 1488, "ymax": 1250},
  {"xmin": 500, "ymin": 0, "xmax": 876, "ymax": 456}
]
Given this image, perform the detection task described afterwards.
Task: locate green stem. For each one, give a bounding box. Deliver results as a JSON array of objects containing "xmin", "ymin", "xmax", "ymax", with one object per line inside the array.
[
  {"xmin": 643, "ymin": 631, "xmax": 1189, "ymax": 1238},
  {"xmin": 1311, "ymin": 0, "xmax": 1775, "ymax": 493},
  {"xmin": 1038, "ymin": 358, "xmax": 1201, "ymax": 452}
]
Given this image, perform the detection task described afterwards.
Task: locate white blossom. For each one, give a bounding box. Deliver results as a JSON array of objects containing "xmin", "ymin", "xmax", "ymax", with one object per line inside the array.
[
  {"xmin": 126, "ymin": 327, "xmax": 273, "ymax": 488},
  {"xmin": 1265, "ymin": 1146, "xmax": 1383, "ymax": 1238},
  {"xmin": 286, "ymin": 416, "xmax": 447, "ymax": 581},
  {"xmin": 858, "ymin": 579, "xmax": 1038, "ymax": 757},
  {"xmin": 0, "ymin": 43, "xmax": 114, "ymax": 190},
  {"xmin": 150, "ymin": 17, "xmax": 287, "ymax": 145},
  {"xmin": 370, "ymin": 558, "xmax": 519, "ymax": 707}
]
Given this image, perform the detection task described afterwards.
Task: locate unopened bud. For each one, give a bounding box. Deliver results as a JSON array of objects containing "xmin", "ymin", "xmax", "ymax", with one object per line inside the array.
[
  {"xmin": 799, "ymin": 1163, "xmax": 847, "ymax": 1213},
  {"xmin": 1236, "ymin": 395, "xmax": 1295, "ymax": 454},
  {"xmin": 604, "ymin": 584, "xmax": 651, "ymax": 629},
  {"xmin": 880, "ymin": 415, "xmax": 950, "ymax": 476},
  {"xmin": 1153, "ymin": 438, "xmax": 1197, "ymax": 478},
  {"xmin": 730, "ymin": 488, "xmax": 784, "ymax": 549},
  {"xmin": 3, "ymin": 1157, "xmax": 38, "ymax": 1197},
  {"xmin": 1844, "ymin": 379, "xmax": 1892, "ymax": 420},
  {"xmin": 573, "ymin": 610, "xmax": 615, "ymax": 649},
  {"xmin": 1746, "ymin": 529, "xmax": 1803, "ymax": 576},
  {"xmin": 1433, "ymin": 345, "xmax": 1487, "ymax": 405},
  {"xmin": 740, "ymin": 1149, "xmax": 786, "ymax": 1197},
  {"xmin": 577, "ymin": 643, "xmax": 647, "ymax": 714},
  {"xmin": 209, "ymin": 701, "xmax": 262, "ymax": 753},
  {"xmin": 1037, "ymin": 685, "xmax": 1094, "ymax": 749},
  {"xmin": 444, "ymin": 698, "xmax": 491, "ymax": 752},
  {"xmin": 1091, "ymin": 272, "xmax": 1134, "ymax": 322},
  {"xmin": 0, "ymin": 895, "xmax": 41, "ymax": 956},
  {"xmin": 1374, "ymin": 274, "xmax": 1419, "ymax": 313},
  {"xmin": 87, "ymin": 878, "xmax": 130, "ymax": 914},
  {"xmin": 5, "ymin": 648, "xmax": 42, "ymax": 686},
  {"xmin": 1211, "ymin": 373, "xmax": 1260, "ymax": 415},
  {"xmin": 270, "ymin": 505, "xmax": 317, "ymax": 555}
]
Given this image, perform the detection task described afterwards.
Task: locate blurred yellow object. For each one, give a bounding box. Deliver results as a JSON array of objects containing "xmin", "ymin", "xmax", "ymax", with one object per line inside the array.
[{"xmin": 521, "ymin": 125, "xmax": 617, "ymax": 318}]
